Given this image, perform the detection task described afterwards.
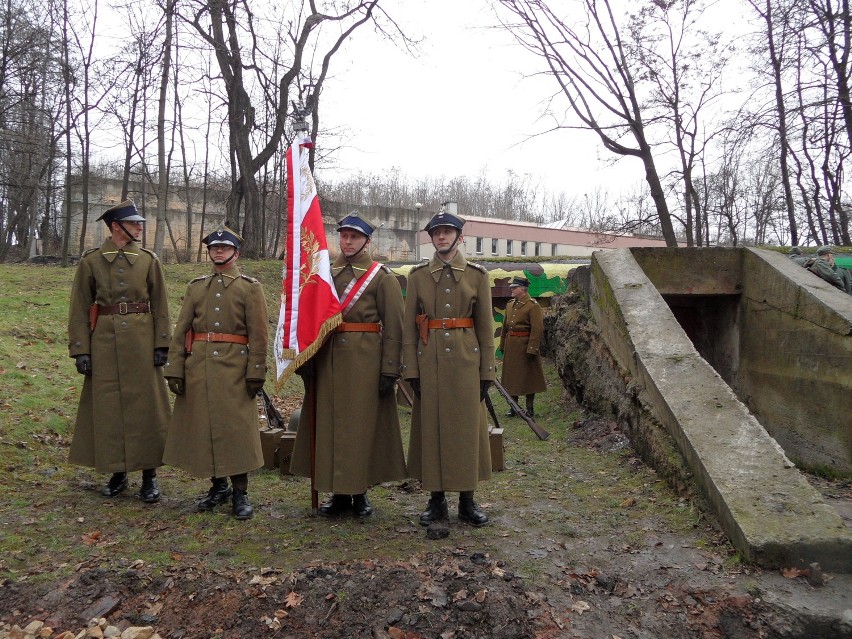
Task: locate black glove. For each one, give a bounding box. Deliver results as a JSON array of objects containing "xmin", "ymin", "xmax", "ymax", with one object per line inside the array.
[
  {"xmin": 75, "ymin": 354, "xmax": 92, "ymax": 376},
  {"xmin": 166, "ymin": 377, "xmax": 185, "ymax": 395},
  {"xmin": 246, "ymin": 378, "xmax": 265, "ymax": 398},
  {"xmin": 378, "ymin": 375, "xmax": 397, "ymax": 397},
  {"xmin": 480, "ymin": 380, "xmax": 492, "ymax": 402},
  {"xmin": 153, "ymin": 347, "xmax": 168, "ymax": 367},
  {"xmin": 296, "ymin": 359, "xmax": 315, "ymax": 379},
  {"xmin": 410, "ymin": 378, "xmax": 421, "ymax": 399}
]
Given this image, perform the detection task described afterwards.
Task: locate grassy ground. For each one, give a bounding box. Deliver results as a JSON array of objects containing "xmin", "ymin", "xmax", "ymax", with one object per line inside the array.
[{"xmin": 0, "ymin": 261, "xmax": 716, "ymax": 586}]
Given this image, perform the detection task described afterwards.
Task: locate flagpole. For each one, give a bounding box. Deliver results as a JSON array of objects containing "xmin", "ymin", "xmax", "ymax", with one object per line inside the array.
[{"xmin": 308, "ymin": 376, "xmax": 319, "ymax": 514}]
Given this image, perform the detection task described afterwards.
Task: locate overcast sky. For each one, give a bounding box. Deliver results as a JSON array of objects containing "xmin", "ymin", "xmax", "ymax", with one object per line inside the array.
[{"xmin": 317, "ymin": 0, "xmax": 645, "ymax": 199}]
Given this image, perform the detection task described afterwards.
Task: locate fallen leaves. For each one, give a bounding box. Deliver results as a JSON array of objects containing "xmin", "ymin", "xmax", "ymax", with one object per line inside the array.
[
  {"xmin": 81, "ymin": 530, "xmax": 101, "ymax": 546},
  {"xmin": 284, "ymin": 591, "xmax": 303, "ymax": 608}
]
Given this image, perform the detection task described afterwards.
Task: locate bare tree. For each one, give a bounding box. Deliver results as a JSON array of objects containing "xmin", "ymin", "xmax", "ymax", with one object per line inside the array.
[
  {"xmin": 496, "ymin": 0, "xmax": 678, "ymax": 245},
  {"xmin": 745, "ymin": 0, "xmax": 799, "ymax": 244},
  {"xmin": 183, "ymin": 0, "xmax": 395, "ymax": 258}
]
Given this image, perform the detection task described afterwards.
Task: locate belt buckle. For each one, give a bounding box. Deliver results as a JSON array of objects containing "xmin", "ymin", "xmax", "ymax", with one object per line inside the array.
[
  {"xmin": 441, "ymin": 318, "xmax": 450, "ymax": 329},
  {"xmin": 205, "ymin": 332, "xmax": 214, "ymax": 342},
  {"xmin": 118, "ymin": 302, "xmax": 128, "ymax": 315}
]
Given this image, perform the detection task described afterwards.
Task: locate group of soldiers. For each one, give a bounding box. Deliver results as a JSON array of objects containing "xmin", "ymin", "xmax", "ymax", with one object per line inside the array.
[
  {"xmin": 789, "ymin": 245, "xmax": 852, "ymax": 295},
  {"xmin": 67, "ymin": 202, "xmax": 547, "ymax": 525}
]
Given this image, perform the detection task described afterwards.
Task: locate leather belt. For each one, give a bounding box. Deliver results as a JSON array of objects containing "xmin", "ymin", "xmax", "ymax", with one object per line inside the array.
[
  {"xmin": 507, "ymin": 330, "xmax": 530, "ymax": 337},
  {"xmin": 426, "ymin": 318, "xmax": 474, "ymax": 329},
  {"xmin": 192, "ymin": 332, "xmax": 249, "ymax": 345},
  {"xmin": 336, "ymin": 322, "xmax": 382, "ymax": 333},
  {"xmin": 98, "ymin": 302, "xmax": 150, "ymax": 315}
]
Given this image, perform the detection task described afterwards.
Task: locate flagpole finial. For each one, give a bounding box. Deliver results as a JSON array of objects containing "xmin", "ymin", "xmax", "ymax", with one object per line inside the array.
[{"xmin": 292, "ymin": 100, "xmax": 310, "ymax": 134}]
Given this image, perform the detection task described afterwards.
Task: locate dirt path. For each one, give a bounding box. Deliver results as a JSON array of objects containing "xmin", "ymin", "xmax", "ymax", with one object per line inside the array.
[{"xmin": 1, "ymin": 369, "xmax": 850, "ymax": 638}]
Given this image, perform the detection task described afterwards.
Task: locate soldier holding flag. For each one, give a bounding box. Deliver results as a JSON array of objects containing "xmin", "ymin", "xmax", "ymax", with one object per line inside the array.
[{"xmin": 290, "ymin": 212, "xmax": 407, "ymax": 517}]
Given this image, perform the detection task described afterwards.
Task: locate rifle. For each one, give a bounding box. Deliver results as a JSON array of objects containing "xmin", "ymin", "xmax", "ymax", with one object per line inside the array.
[
  {"xmin": 260, "ymin": 388, "xmax": 286, "ymax": 430},
  {"xmin": 492, "ymin": 379, "xmax": 550, "ymax": 441},
  {"xmin": 484, "ymin": 393, "xmax": 501, "ymax": 430},
  {"xmin": 397, "ymin": 379, "xmax": 414, "ymax": 407}
]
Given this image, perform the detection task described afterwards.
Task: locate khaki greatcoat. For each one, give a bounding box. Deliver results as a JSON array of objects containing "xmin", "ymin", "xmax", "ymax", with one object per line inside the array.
[
  {"xmin": 402, "ymin": 252, "xmax": 496, "ymax": 492},
  {"xmin": 499, "ymin": 292, "xmax": 547, "ymax": 395},
  {"xmin": 67, "ymin": 238, "xmax": 172, "ymax": 473},
  {"xmin": 163, "ymin": 264, "xmax": 268, "ymax": 477},
  {"xmin": 290, "ymin": 252, "xmax": 407, "ymax": 493}
]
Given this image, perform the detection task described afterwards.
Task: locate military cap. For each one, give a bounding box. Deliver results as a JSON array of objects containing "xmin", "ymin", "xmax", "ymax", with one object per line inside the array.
[
  {"xmin": 789, "ymin": 246, "xmax": 802, "ymax": 255},
  {"xmin": 424, "ymin": 211, "xmax": 465, "ymax": 233},
  {"xmin": 509, "ymin": 276, "xmax": 530, "ymax": 288},
  {"xmin": 96, "ymin": 199, "xmax": 145, "ymax": 226},
  {"xmin": 817, "ymin": 245, "xmax": 833, "ymax": 256},
  {"xmin": 337, "ymin": 212, "xmax": 375, "ymax": 237},
  {"xmin": 203, "ymin": 223, "xmax": 243, "ymax": 249}
]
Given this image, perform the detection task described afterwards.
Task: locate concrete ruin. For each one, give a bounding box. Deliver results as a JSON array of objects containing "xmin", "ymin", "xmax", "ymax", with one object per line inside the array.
[{"xmin": 548, "ymin": 247, "xmax": 852, "ymax": 571}]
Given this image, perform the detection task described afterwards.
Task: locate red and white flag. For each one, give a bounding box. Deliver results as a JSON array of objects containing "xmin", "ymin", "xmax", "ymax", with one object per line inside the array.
[{"xmin": 275, "ymin": 136, "xmax": 341, "ymax": 384}]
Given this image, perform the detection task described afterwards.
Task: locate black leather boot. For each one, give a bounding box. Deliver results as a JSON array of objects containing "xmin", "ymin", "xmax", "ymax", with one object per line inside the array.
[
  {"xmin": 197, "ymin": 477, "xmax": 232, "ymax": 511},
  {"xmin": 458, "ymin": 492, "xmax": 488, "ymax": 527},
  {"xmin": 101, "ymin": 472, "xmax": 128, "ymax": 497},
  {"xmin": 352, "ymin": 493, "xmax": 373, "ymax": 518},
  {"xmin": 139, "ymin": 469, "xmax": 160, "ymax": 503},
  {"xmin": 232, "ymin": 490, "xmax": 253, "ymax": 520},
  {"xmin": 419, "ymin": 492, "xmax": 448, "ymax": 526},
  {"xmin": 506, "ymin": 396, "xmax": 519, "ymax": 417},
  {"xmin": 318, "ymin": 494, "xmax": 353, "ymax": 516},
  {"xmin": 525, "ymin": 395, "xmax": 535, "ymax": 418}
]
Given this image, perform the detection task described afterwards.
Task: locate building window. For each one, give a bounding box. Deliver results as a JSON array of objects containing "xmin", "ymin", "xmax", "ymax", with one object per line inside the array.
[
  {"xmin": 491, "ymin": 238, "xmax": 498, "ymax": 255},
  {"xmin": 506, "ymin": 239, "xmax": 513, "ymax": 255},
  {"xmin": 520, "ymin": 241, "xmax": 527, "ymax": 256},
  {"xmin": 551, "ymin": 243, "xmax": 558, "ymax": 256},
  {"xmin": 535, "ymin": 242, "xmax": 541, "ymax": 257},
  {"xmin": 475, "ymin": 237, "xmax": 483, "ymax": 254}
]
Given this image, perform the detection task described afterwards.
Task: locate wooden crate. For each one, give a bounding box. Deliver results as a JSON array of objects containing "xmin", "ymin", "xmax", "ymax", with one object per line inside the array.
[
  {"xmin": 259, "ymin": 428, "xmax": 284, "ymax": 469},
  {"xmin": 278, "ymin": 432, "xmax": 297, "ymax": 475},
  {"xmin": 489, "ymin": 427, "xmax": 504, "ymax": 472}
]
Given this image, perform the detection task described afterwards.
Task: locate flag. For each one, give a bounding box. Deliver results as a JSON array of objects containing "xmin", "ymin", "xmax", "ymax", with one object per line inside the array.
[{"xmin": 274, "ymin": 137, "xmax": 341, "ymax": 385}]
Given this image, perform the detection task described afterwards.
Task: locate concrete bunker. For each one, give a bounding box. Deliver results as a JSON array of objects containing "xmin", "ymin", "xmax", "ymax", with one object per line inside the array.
[{"xmin": 559, "ymin": 247, "xmax": 852, "ymax": 571}]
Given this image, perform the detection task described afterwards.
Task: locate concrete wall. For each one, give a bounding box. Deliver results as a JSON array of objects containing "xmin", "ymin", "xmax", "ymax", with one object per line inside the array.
[
  {"xmin": 587, "ymin": 248, "xmax": 852, "ymax": 570},
  {"xmin": 629, "ymin": 247, "xmax": 852, "ymax": 475}
]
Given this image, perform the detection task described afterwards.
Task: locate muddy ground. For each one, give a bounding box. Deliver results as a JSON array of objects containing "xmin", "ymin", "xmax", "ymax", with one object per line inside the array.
[{"xmin": 2, "ymin": 409, "xmax": 850, "ymax": 639}]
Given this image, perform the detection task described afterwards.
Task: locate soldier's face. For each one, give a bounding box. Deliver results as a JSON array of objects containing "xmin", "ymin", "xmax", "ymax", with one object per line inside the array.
[
  {"xmin": 113, "ymin": 220, "xmax": 143, "ymax": 240},
  {"xmin": 510, "ymin": 285, "xmax": 525, "ymax": 299},
  {"xmin": 339, "ymin": 229, "xmax": 369, "ymax": 258},
  {"xmin": 431, "ymin": 227, "xmax": 461, "ymax": 254},
  {"xmin": 208, "ymin": 245, "xmax": 237, "ymax": 266}
]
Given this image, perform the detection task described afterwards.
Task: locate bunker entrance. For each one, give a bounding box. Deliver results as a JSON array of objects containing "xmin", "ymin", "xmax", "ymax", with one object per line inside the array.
[{"xmin": 662, "ymin": 294, "xmax": 741, "ymax": 389}]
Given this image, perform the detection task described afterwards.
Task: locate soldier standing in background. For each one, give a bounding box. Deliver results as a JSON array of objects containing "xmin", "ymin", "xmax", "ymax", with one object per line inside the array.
[
  {"xmin": 402, "ymin": 210, "xmax": 495, "ymax": 527},
  {"xmin": 67, "ymin": 200, "xmax": 171, "ymax": 503},
  {"xmin": 290, "ymin": 213, "xmax": 407, "ymax": 517},
  {"xmin": 163, "ymin": 225, "xmax": 268, "ymax": 520},
  {"xmin": 499, "ymin": 276, "xmax": 547, "ymax": 418}
]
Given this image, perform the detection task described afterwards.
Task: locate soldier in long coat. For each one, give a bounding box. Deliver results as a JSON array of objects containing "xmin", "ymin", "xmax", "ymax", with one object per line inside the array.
[
  {"xmin": 67, "ymin": 200, "xmax": 171, "ymax": 503},
  {"xmin": 499, "ymin": 276, "xmax": 547, "ymax": 417},
  {"xmin": 290, "ymin": 213, "xmax": 407, "ymax": 517},
  {"xmin": 402, "ymin": 210, "xmax": 496, "ymax": 527},
  {"xmin": 163, "ymin": 225, "xmax": 268, "ymax": 520}
]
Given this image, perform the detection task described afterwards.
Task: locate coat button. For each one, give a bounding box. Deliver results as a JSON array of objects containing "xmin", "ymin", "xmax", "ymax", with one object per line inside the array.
[
  {"xmin": 213, "ymin": 350, "xmax": 219, "ymax": 356},
  {"xmin": 446, "ymin": 273, "xmax": 451, "ymax": 278},
  {"xmin": 240, "ymin": 350, "xmax": 246, "ymax": 355},
  {"xmin": 444, "ymin": 332, "xmax": 450, "ymax": 338},
  {"xmin": 255, "ymin": 364, "xmax": 261, "ymax": 369},
  {"xmin": 445, "ymin": 348, "xmax": 451, "ymax": 353},
  {"xmin": 445, "ymin": 303, "xmax": 451, "ymax": 308},
  {"xmin": 214, "ymin": 322, "xmax": 220, "ymax": 327},
  {"xmin": 474, "ymin": 347, "xmax": 479, "ymax": 352},
  {"xmin": 216, "ymin": 293, "xmax": 221, "ymax": 298},
  {"xmin": 121, "ymin": 321, "xmax": 127, "ymax": 327},
  {"xmin": 445, "ymin": 288, "xmax": 451, "ymax": 293},
  {"xmin": 75, "ymin": 340, "xmax": 81, "ymax": 346},
  {"xmin": 118, "ymin": 268, "xmax": 124, "ymax": 273},
  {"xmin": 215, "ymin": 307, "xmax": 220, "ymax": 312}
]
